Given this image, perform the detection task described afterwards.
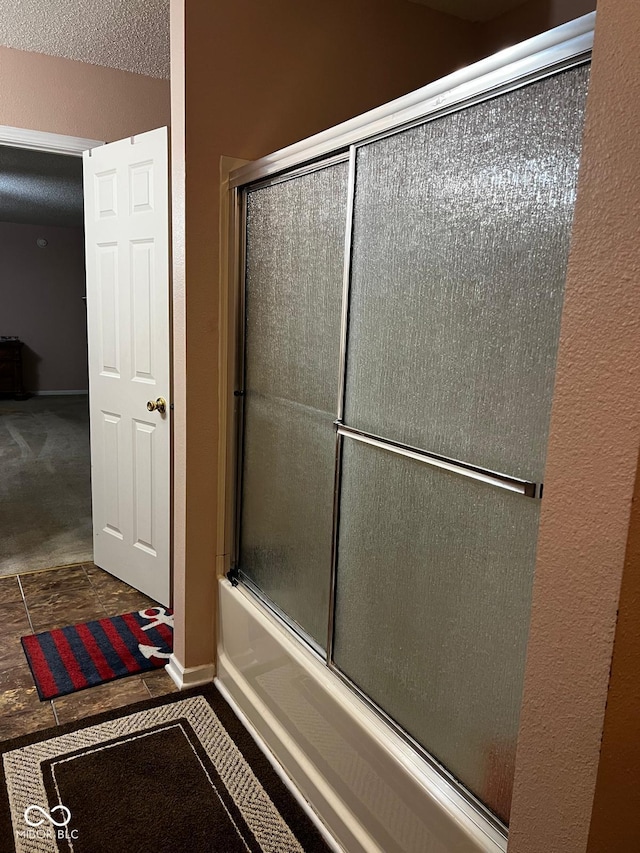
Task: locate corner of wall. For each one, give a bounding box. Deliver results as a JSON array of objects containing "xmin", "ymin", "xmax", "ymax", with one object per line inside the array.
[
  {"xmin": 477, "ymin": 0, "xmax": 597, "ymax": 59},
  {"xmin": 586, "ymin": 451, "xmax": 640, "ymax": 852}
]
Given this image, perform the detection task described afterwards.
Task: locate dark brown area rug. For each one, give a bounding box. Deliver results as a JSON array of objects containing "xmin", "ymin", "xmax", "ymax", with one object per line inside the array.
[{"xmin": 0, "ymin": 684, "xmax": 332, "ymax": 853}]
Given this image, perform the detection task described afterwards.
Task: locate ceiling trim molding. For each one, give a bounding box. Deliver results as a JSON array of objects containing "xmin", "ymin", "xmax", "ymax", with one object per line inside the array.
[{"xmin": 0, "ymin": 125, "xmax": 104, "ymax": 156}]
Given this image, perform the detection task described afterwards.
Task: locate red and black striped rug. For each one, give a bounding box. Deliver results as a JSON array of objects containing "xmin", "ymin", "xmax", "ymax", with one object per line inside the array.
[{"xmin": 21, "ymin": 607, "xmax": 173, "ymax": 700}]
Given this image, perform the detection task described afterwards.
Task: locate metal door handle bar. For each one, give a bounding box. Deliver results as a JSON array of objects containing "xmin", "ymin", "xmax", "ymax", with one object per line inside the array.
[{"xmin": 336, "ymin": 422, "xmax": 541, "ymax": 498}]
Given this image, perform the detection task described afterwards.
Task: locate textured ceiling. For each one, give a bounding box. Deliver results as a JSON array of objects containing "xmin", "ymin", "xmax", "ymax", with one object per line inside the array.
[
  {"xmin": 0, "ymin": 146, "xmax": 83, "ymax": 227},
  {"xmin": 0, "ymin": 0, "xmax": 523, "ymax": 80},
  {"xmin": 409, "ymin": 0, "xmax": 527, "ymax": 22},
  {"xmin": 0, "ymin": 0, "xmax": 169, "ymax": 79}
]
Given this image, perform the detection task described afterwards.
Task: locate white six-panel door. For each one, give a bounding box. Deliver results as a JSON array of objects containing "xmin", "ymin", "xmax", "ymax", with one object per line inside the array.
[{"xmin": 83, "ymin": 128, "xmax": 170, "ymax": 606}]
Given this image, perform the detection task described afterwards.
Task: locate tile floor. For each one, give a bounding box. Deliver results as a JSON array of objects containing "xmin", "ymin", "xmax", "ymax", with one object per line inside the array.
[{"xmin": 0, "ymin": 562, "xmax": 177, "ymax": 741}]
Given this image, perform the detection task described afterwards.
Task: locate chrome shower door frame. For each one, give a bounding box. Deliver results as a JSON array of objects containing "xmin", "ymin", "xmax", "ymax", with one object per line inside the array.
[{"xmin": 221, "ymin": 13, "xmax": 595, "ymax": 846}]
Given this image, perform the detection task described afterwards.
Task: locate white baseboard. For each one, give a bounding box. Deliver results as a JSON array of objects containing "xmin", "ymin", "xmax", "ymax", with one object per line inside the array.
[
  {"xmin": 165, "ymin": 654, "xmax": 215, "ymax": 690},
  {"xmin": 32, "ymin": 390, "xmax": 89, "ymax": 396}
]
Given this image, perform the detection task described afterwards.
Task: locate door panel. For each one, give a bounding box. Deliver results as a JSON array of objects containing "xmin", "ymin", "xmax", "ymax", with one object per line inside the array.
[
  {"xmin": 240, "ymin": 393, "xmax": 337, "ymax": 646},
  {"xmin": 344, "ymin": 65, "xmax": 590, "ymax": 482},
  {"xmin": 83, "ymin": 127, "xmax": 170, "ymax": 606},
  {"xmin": 239, "ymin": 162, "xmax": 348, "ymax": 646},
  {"xmin": 332, "ymin": 439, "xmax": 541, "ymax": 823}
]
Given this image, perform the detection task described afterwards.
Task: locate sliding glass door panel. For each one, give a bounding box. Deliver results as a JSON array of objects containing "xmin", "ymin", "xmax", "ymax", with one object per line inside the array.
[
  {"xmin": 333, "ymin": 439, "xmax": 541, "ymax": 823},
  {"xmin": 244, "ymin": 165, "xmax": 348, "ymax": 412},
  {"xmin": 344, "ymin": 65, "xmax": 589, "ymax": 482},
  {"xmin": 240, "ymin": 394, "xmax": 337, "ymax": 646},
  {"xmin": 239, "ymin": 163, "xmax": 348, "ymax": 647}
]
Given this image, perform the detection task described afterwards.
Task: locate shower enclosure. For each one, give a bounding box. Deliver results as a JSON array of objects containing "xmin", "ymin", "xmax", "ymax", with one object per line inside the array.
[{"xmin": 217, "ymin": 15, "xmax": 593, "ymax": 852}]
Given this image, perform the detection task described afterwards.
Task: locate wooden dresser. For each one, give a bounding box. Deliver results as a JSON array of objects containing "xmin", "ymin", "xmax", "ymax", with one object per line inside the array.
[{"xmin": 0, "ymin": 338, "xmax": 27, "ymax": 398}]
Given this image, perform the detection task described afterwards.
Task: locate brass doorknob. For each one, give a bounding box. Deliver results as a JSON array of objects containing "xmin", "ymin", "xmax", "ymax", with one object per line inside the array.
[{"xmin": 147, "ymin": 397, "xmax": 167, "ymax": 414}]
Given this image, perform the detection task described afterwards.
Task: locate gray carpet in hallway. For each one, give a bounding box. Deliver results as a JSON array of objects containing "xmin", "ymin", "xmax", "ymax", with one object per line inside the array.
[{"xmin": 0, "ymin": 395, "xmax": 92, "ymax": 575}]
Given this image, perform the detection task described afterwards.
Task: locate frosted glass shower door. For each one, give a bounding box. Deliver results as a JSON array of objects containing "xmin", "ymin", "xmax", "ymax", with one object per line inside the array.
[
  {"xmin": 332, "ymin": 65, "xmax": 590, "ymax": 823},
  {"xmin": 235, "ymin": 45, "xmax": 590, "ymax": 830},
  {"xmin": 239, "ymin": 163, "xmax": 348, "ymax": 648}
]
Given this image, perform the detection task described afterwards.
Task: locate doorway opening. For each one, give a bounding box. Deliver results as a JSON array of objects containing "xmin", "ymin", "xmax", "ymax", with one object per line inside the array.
[
  {"xmin": 0, "ymin": 140, "xmax": 92, "ymax": 575},
  {"xmin": 0, "ymin": 125, "xmax": 172, "ymax": 608},
  {"xmin": 0, "ymin": 126, "xmax": 177, "ymax": 741}
]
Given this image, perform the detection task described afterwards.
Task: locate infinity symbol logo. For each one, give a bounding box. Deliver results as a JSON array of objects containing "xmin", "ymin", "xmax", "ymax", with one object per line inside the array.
[{"xmin": 24, "ymin": 805, "xmax": 71, "ymax": 827}]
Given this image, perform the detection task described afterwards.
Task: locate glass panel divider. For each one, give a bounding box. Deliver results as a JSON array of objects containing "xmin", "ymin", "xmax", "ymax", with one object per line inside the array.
[{"xmin": 327, "ymin": 145, "xmax": 357, "ymax": 661}]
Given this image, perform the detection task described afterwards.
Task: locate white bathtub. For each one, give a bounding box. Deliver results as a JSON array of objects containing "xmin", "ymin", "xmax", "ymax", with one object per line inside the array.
[{"xmin": 216, "ymin": 579, "xmax": 507, "ymax": 853}]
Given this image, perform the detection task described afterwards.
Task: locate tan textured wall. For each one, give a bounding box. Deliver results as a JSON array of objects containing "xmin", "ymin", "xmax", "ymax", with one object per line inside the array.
[
  {"xmin": 480, "ymin": 0, "xmax": 596, "ymax": 54},
  {"xmin": 0, "ymin": 222, "xmax": 87, "ymax": 393},
  {"xmin": 171, "ymin": 0, "xmax": 478, "ymax": 667},
  {"xmin": 508, "ymin": 1, "xmax": 640, "ymax": 851},
  {"xmin": 587, "ymin": 458, "xmax": 640, "ymax": 852},
  {"xmin": 170, "ymin": 0, "xmax": 188, "ymax": 660},
  {"xmin": 0, "ymin": 46, "xmax": 170, "ymax": 141}
]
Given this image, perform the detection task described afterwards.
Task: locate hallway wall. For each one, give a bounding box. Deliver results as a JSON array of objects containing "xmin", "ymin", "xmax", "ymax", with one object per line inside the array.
[
  {"xmin": 0, "ymin": 46, "xmax": 170, "ymax": 142},
  {"xmin": 0, "ymin": 221, "xmax": 87, "ymax": 393}
]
